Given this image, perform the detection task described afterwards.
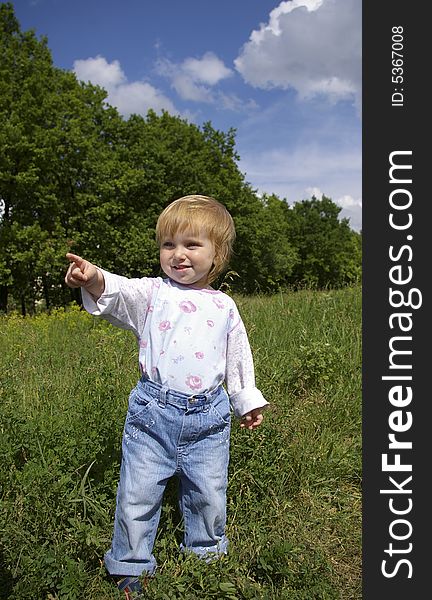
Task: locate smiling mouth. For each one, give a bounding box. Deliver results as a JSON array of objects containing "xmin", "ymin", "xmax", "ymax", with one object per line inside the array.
[{"xmin": 173, "ymin": 265, "xmax": 191, "ymax": 271}]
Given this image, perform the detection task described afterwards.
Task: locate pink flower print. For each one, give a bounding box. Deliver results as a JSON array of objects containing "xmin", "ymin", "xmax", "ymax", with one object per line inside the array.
[
  {"xmin": 195, "ymin": 351, "xmax": 204, "ymax": 359},
  {"xmin": 139, "ymin": 339, "xmax": 148, "ymax": 348},
  {"xmin": 173, "ymin": 355, "xmax": 184, "ymax": 364},
  {"xmin": 207, "ymin": 319, "xmax": 214, "ymax": 327},
  {"xmin": 159, "ymin": 320, "xmax": 172, "ymax": 331},
  {"xmin": 179, "ymin": 300, "xmax": 197, "ymax": 313},
  {"xmin": 212, "ymin": 297, "xmax": 225, "ymax": 309},
  {"xmin": 147, "ymin": 305, "xmax": 154, "ymax": 313},
  {"xmin": 184, "ymin": 326, "xmax": 192, "ymax": 334},
  {"xmin": 185, "ymin": 375, "xmax": 203, "ymax": 390}
]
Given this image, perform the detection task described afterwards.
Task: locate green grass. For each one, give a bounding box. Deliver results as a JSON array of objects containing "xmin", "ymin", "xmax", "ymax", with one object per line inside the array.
[{"xmin": 0, "ymin": 287, "xmax": 361, "ymax": 599}]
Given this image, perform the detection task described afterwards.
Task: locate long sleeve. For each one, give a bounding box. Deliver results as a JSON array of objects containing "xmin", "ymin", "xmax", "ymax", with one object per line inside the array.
[
  {"xmin": 225, "ymin": 319, "xmax": 269, "ymax": 418},
  {"xmin": 81, "ymin": 269, "xmax": 154, "ymax": 337}
]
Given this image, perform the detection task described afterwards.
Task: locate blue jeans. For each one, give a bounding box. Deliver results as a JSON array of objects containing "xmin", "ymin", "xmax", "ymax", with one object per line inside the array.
[{"xmin": 104, "ymin": 376, "xmax": 231, "ymax": 577}]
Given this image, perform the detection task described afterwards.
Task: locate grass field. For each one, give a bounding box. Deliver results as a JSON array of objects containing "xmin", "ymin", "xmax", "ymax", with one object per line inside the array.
[{"xmin": 0, "ymin": 286, "xmax": 361, "ymax": 599}]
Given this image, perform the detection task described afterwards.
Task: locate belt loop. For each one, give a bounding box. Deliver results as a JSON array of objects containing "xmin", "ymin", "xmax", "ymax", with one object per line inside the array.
[
  {"xmin": 202, "ymin": 391, "xmax": 211, "ymax": 413},
  {"xmin": 158, "ymin": 385, "xmax": 168, "ymax": 408}
]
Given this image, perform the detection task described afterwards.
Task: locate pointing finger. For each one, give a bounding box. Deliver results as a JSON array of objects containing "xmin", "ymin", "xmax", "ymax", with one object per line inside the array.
[{"xmin": 66, "ymin": 253, "xmax": 83, "ymax": 265}]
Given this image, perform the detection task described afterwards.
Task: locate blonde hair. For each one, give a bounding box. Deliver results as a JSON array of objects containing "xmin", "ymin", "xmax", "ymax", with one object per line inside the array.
[{"xmin": 156, "ymin": 195, "xmax": 236, "ymax": 284}]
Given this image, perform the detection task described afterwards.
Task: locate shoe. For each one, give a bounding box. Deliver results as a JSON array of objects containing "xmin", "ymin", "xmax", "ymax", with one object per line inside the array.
[{"xmin": 114, "ymin": 575, "xmax": 144, "ymax": 599}]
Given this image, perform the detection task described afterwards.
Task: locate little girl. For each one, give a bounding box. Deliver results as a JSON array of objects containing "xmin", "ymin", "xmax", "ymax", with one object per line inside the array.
[{"xmin": 65, "ymin": 195, "xmax": 268, "ymax": 597}]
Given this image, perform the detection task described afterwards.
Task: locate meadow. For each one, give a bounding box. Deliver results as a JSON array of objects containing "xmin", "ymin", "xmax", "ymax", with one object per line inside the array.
[{"xmin": 0, "ymin": 286, "xmax": 361, "ymax": 599}]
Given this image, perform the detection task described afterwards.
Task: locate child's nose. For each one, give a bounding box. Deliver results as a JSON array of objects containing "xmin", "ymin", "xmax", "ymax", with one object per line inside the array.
[{"xmin": 174, "ymin": 246, "xmax": 186, "ymax": 259}]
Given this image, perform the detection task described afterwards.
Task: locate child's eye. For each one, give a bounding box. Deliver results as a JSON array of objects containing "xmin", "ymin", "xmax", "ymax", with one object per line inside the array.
[{"xmin": 162, "ymin": 241, "xmax": 174, "ymax": 248}]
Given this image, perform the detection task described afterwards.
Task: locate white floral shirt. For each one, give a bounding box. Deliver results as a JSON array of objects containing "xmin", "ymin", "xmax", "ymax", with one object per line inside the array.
[{"xmin": 81, "ymin": 271, "xmax": 268, "ymax": 418}]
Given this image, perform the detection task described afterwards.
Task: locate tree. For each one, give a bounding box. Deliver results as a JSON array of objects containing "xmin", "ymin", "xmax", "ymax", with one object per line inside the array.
[
  {"xmin": 230, "ymin": 193, "xmax": 298, "ymax": 293},
  {"xmin": 286, "ymin": 195, "xmax": 361, "ymax": 288},
  {"xmin": 0, "ymin": 3, "xmax": 127, "ymax": 311}
]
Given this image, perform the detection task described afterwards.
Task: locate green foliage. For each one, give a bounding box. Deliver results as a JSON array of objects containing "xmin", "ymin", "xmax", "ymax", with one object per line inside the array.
[
  {"xmin": 286, "ymin": 196, "xmax": 362, "ymax": 289},
  {"xmin": 288, "ymin": 340, "xmax": 340, "ymax": 393},
  {"xmin": 0, "ymin": 287, "xmax": 361, "ymax": 599}
]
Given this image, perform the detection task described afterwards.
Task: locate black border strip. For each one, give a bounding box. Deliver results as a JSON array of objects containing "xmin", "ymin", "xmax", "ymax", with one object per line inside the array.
[{"xmin": 363, "ymin": 1, "xmax": 428, "ymax": 596}]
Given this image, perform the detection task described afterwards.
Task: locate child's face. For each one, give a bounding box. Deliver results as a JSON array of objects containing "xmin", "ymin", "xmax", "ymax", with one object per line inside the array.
[{"xmin": 159, "ymin": 229, "xmax": 216, "ymax": 288}]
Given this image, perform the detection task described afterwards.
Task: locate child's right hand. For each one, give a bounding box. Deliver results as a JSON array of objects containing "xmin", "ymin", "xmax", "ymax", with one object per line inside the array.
[{"xmin": 65, "ymin": 253, "xmax": 99, "ymax": 290}]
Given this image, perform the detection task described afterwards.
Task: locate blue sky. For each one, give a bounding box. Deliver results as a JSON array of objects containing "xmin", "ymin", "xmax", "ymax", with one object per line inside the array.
[{"xmin": 13, "ymin": 0, "xmax": 362, "ymax": 231}]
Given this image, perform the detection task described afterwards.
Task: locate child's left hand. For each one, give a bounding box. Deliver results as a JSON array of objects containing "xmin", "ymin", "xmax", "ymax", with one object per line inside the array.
[{"xmin": 240, "ymin": 408, "xmax": 264, "ymax": 430}]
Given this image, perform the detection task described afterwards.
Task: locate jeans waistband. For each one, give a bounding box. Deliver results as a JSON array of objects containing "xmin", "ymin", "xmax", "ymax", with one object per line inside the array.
[{"xmin": 138, "ymin": 375, "xmax": 222, "ymax": 409}]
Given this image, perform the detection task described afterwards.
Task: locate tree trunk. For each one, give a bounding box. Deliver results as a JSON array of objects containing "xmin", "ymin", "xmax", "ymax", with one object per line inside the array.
[
  {"xmin": 42, "ymin": 276, "xmax": 50, "ymax": 311},
  {"xmin": 0, "ymin": 285, "xmax": 8, "ymax": 313}
]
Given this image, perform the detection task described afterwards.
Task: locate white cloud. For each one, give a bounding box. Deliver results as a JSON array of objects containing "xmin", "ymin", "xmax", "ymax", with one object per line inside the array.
[
  {"xmin": 73, "ymin": 56, "xmax": 125, "ymax": 90},
  {"xmin": 238, "ymin": 145, "xmax": 362, "ymax": 230},
  {"xmin": 305, "ymin": 186, "xmax": 324, "ymax": 199},
  {"xmin": 250, "ymin": 0, "xmax": 324, "ymax": 40},
  {"xmin": 219, "ymin": 93, "xmax": 258, "ymax": 112},
  {"xmin": 234, "ymin": 0, "xmax": 361, "ymax": 108},
  {"xmin": 157, "ymin": 59, "xmax": 214, "ymax": 103},
  {"xmin": 335, "ymin": 194, "xmax": 362, "ymax": 210},
  {"xmin": 110, "ymin": 81, "xmax": 177, "ymax": 117},
  {"xmin": 155, "ymin": 52, "xmax": 252, "ymax": 112},
  {"xmin": 240, "ymin": 144, "xmax": 361, "ymax": 188},
  {"xmin": 73, "ymin": 55, "xmax": 177, "ymax": 117},
  {"xmin": 182, "ymin": 52, "xmax": 233, "ymax": 85}
]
